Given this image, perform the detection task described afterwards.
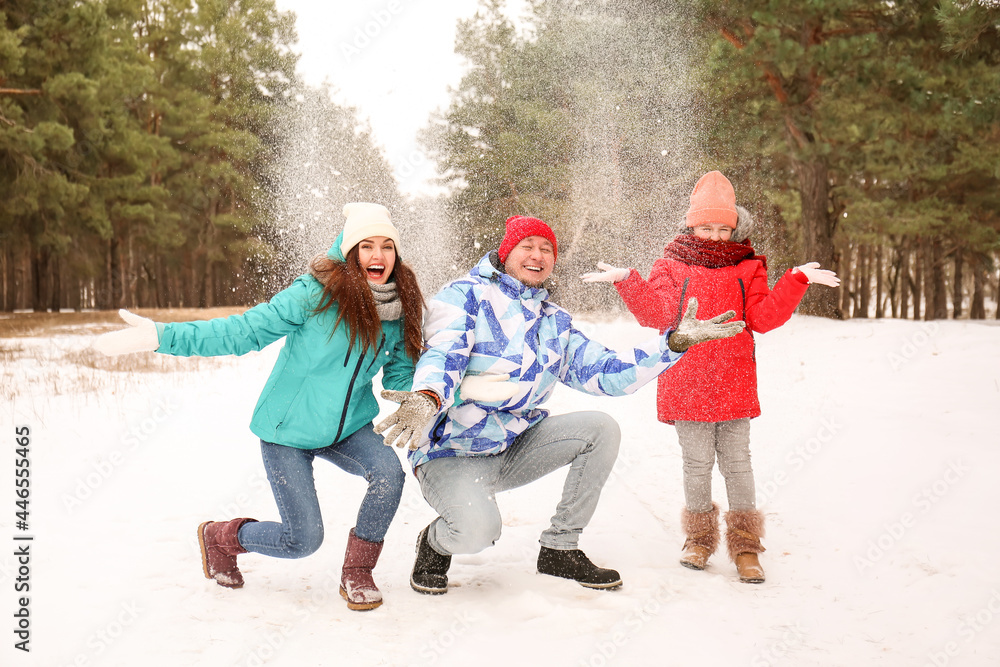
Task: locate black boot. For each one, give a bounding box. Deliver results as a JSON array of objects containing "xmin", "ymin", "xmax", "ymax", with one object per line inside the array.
[
  {"xmin": 410, "ymin": 525, "xmax": 452, "ymax": 595},
  {"xmin": 537, "ymin": 547, "xmax": 622, "ymax": 590}
]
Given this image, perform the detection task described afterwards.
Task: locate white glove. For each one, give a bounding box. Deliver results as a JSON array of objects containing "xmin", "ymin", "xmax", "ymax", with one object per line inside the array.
[
  {"xmin": 92, "ymin": 309, "xmax": 159, "ymax": 356},
  {"xmin": 794, "ymin": 262, "xmax": 840, "ymax": 287},
  {"xmin": 458, "ymin": 373, "xmax": 519, "ymax": 402},
  {"xmin": 581, "ymin": 261, "xmax": 630, "ymax": 284}
]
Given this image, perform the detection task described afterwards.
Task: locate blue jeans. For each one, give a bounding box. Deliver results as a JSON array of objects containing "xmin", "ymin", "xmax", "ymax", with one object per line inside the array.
[
  {"xmin": 415, "ymin": 411, "xmax": 620, "ymax": 554},
  {"xmin": 237, "ymin": 423, "xmax": 405, "ymax": 557}
]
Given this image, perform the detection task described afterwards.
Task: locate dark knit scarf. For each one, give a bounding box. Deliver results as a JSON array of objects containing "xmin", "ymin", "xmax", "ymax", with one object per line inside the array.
[{"xmin": 663, "ymin": 235, "xmax": 766, "ymax": 269}]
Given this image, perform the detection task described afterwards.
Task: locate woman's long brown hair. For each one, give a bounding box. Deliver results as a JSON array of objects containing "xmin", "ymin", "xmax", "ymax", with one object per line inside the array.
[{"xmin": 309, "ymin": 245, "xmax": 425, "ymax": 362}]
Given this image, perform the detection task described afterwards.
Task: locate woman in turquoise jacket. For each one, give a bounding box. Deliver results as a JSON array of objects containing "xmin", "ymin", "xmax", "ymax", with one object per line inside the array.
[{"xmin": 94, "ymin": 203, "xmax": 424, "ymax": 611}]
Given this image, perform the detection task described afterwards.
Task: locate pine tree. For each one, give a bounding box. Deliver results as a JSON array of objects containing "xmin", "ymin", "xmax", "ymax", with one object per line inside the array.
[
  {"xmin": 428, "ymin": 0, "xmax": 702, "ymax": 309},
  {"xmin": 0, "ymin": 0, "xmax": 103, "ymax": 310}
]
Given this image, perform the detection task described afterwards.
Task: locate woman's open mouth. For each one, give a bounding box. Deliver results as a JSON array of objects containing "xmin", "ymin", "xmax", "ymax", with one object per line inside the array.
[{"xmin": 366, "ymin": 264, "xmax": 386, "ymax": 280}]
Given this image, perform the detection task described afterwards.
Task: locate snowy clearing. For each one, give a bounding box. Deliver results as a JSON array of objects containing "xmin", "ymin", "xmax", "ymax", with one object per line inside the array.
[{"xmin": 2, "ymin": 314, "xmax": 999, "ymax": 667}]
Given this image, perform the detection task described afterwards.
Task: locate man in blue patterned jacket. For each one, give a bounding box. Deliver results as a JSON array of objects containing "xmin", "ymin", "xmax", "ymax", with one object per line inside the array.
[{"xmin": 376, "ymin": 215, "xmax": 744, "ymax": 594}]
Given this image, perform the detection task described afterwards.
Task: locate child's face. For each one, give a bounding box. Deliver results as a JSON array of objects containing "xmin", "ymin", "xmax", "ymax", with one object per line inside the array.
[{"xmin": 692, "ymin": 223, "xmax": 734, "ymax": 242}]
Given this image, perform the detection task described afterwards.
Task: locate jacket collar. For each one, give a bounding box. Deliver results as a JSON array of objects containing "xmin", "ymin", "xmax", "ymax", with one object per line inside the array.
[{"xmin": 471, "ymin": 252, "xmax": 550, "ymax": 304}]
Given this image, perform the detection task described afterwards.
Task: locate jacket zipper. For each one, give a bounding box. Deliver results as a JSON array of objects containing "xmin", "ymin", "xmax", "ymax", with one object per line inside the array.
[
  {"xmin": 674, "ymin": 277, "xmax": 691, "ymax": 330},
  {"xmin": 334, "ymin": 334, "xmax": 387, "ymax": 443}
]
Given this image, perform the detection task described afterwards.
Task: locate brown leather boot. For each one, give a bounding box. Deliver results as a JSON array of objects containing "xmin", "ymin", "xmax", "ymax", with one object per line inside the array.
[
  {"xmin": 198, "ymin": 518, "xmax": 256, "ymax": 588},
  {"xmin": 679, "ymin": 504, "xmax": 719, "ymax": 570},
  {"xmin": 725, "ymin": 509, "xmax": 766, "ymax": 584},
  {"xmin": 340, "ymin": 528, "xmax": 385, "ymax": 611}
]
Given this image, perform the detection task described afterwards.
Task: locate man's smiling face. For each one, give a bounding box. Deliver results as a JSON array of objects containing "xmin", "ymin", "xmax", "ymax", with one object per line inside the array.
[{"xmin": 503, "ymin": 235, "xmax": 555, "ymax": 287}]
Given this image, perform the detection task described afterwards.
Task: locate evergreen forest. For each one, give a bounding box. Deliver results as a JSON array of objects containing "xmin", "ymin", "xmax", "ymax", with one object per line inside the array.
[{"xmin": 3, "ymin": 0, "xmax": 998, "ymax": 320}]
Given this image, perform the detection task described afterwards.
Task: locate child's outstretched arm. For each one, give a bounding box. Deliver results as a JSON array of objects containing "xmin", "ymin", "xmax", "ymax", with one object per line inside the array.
[
  {"xmin": 581, "ymin": 261, "xmax": 679, "ymax": 331},
  {"xmin": 745, "ymin": 261, "xmax": 840, "ymax": 333},
  {"xmin": 793, "ymin": 262, "xmax": 840, "ymax": 287}
]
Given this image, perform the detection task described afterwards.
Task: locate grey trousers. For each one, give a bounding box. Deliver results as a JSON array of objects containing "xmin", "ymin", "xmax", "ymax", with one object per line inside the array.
[
  {"xmin": 415, "ymin": 411, "xmax": 621, "ymax": 554},
  {"xmin": 675, "ymin": 418, "xmax": 756, "ymax": 512}
]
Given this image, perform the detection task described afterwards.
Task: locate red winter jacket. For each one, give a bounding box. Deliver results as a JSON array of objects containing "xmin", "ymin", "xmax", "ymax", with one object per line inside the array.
[{"xmin": 615, "ymin": 256, "xmax": 808, "ymax": 423}]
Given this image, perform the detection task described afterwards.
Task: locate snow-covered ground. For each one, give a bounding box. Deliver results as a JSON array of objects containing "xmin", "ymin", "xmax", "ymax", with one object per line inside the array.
[{"xmin": 3, "ymin": 314, "xmax": 999, "ymax": 667}]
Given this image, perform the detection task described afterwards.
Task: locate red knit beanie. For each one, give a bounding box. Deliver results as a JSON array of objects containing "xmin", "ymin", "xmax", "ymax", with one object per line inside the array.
[
  {"xmin": 686, "ymin": 171, "xmax": 738, "ymax": 228},
  {"xmin": 498, "ymin": 215, "xmax": 558, "ymax": 262}
]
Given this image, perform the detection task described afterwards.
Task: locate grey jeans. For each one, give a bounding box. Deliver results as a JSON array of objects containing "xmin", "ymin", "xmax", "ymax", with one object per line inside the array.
[
  {"xmin": 675, "ymin": 418, "xmax": 756, "ymax": 512},
  {"xmin": 415, "ymin": 411, "xmax": 621, "ymax": 554}
]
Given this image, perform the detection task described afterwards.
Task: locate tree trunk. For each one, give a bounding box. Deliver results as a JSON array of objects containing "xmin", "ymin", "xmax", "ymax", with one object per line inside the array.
[
  {"xmin": 970, "ymin": 254, "xmax": 985, "ymax": 320},
  {"xmin": 899, "ymin": 242, "xmax": 909, "ymax": 320},
  {"xmin": 995, "ymin": 260, "xmax": 1000, "ymax": 320},
  {"xmin": 156, "ymin": 255, "xmax": 170, "ymax": 308},
  {"xmin": 31, "ymin": 244, "xmax": 49, "ymax": 312},
  {"xmin": 952, "ymin": 247, "xmax": 964, "ymax": 319},
  {"xmin": 888, "ymin": 243, "xmax": 901, "ymax": 318},
  {"xmin": 911, "ymin": 240, "xmax": 923, "ymax": 320},
  {"xmin": 126, "ymin": 232, "xmax": 138, "ymax": 309},
  {"xmin": 857, "ymin": 244, "xmax": 870, "ymax": 318},
  {"xmin": 110, "ymin": 235, "xmax": 124, "ymax": 309},
  {"xmin": 793, "ymin": 158, "xmax": 840, "ymax": 318},
  {"xmin": 49, "ymin": 258, "xmax": 61, "ymax": 312},
  {"xmin": 875, "ymin": 243, "xmax": 885, "ymax": 318},
  {"xmin": 1, "ymin": 245, "xmax": 10, "ymax": 312},
  {"xmin": 928, "ymin": 238, "xmax": 947, "ymax": 320},
  {"xmin": 839, "ymin": 241, "xmax": 853, "ymax": 317},
  {"xmin": 184, "ymin": 250, "xmax": 197, "ymax": 307}
]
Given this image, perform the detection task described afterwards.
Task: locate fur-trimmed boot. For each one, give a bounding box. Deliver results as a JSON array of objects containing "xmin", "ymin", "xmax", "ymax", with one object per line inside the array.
[
  {"xmin": 198, "ymin": 518, "xmax": 257, "ymax": 588},
  {"xmin": 679, "ymin": 504, "xmax": 719, "ymax": 571},
  {"xmin": 340, "ymin": 528, "xmax": 385, "ymax": 611},
  {"xmin": 725, "ymin": 509, "xmax": 766, "ymax": 584}
]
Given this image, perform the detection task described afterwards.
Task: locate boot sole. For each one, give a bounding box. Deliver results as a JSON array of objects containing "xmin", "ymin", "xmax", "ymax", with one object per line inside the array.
[
  {"xmin": 339, "ymin": 587, "xmax": 383, "ymax": 611},
  {"xmin": 679, "ymin": 559, "xmax": 707, "ymax": 571},
  {"xmin": 197, "ymin": 521, "xmax": 244, "ymax": 589},
  {"xmin": 197, "ymin": 521, "xmax": 213, "ymax": 580},
  {"xmin": 410, "ymin": 575, "xmax": 448, "ymax": 595},
  {"xmin": 538, "ymin": 570, "xmax": 623, "ymax": 590},
  {"xmin": 739, "ymin": 575, "xmax": 765, "ymax": 584}
]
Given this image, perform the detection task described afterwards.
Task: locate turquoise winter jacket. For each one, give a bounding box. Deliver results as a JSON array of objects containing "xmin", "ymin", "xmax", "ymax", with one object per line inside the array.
[{"xmin": 155, "ymin": 272, "xmax": 415, "ymax": 450}]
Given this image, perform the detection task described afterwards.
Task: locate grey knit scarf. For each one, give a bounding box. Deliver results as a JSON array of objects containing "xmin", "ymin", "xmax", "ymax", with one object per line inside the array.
[{"xmin": 369, "ymin": 281, "xmax": 402, "ymax": 321}]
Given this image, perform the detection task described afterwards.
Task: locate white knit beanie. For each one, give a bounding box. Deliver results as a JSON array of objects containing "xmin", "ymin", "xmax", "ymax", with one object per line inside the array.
[{"xmin": 340, "ymin": 203, "xmax": 401, "ymax": 256}]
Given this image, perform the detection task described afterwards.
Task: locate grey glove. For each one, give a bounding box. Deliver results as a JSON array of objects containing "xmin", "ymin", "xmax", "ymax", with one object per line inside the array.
[
  {"xmin": 374, "ymin": 390, "xmax": 439, "ymax": 450},
  {"xmin": 667, "ymin": 297, "xmax": 746, "ymax": 353}
]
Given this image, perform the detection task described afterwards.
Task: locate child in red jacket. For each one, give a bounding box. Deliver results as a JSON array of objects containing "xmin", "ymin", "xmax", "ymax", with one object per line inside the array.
[{"xmin": 582, "ymin": 171, "xmax": 839, "ymax": 583}]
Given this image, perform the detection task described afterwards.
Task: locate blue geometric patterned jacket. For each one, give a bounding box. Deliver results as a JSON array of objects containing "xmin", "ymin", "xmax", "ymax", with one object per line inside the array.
[{"xmin": 407, "ymin": 253, "xmax": 685, "ymax": 470}]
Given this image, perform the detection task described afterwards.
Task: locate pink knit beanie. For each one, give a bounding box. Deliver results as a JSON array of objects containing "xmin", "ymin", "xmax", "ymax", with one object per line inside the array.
[{"xmin": 686, "ymin": 171, "xmax": 738, "ymax": 228}]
